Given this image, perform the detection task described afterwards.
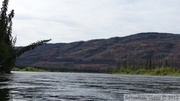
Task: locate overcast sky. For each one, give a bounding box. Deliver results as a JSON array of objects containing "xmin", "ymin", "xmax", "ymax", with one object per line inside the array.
[{"xmin": 2, "ymin": 0, "xmax": 180, "ymax": 46}]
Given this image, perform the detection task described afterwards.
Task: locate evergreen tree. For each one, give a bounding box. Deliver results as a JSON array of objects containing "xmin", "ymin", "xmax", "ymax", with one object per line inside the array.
[{"xmin": 0, "ymin": 0, "xmax": 51, "ymax": 73}]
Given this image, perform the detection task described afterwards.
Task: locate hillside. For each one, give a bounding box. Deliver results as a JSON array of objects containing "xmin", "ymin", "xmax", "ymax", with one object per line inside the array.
[{"xmin": 16, "ymin": 32, "xmax": 180, "ymax": 72}]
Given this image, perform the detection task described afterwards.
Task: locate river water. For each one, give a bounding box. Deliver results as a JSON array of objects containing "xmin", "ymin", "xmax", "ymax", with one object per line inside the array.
[{"xmin": 0, "ymin": 72, "xmax": 180, "ymax": 101}]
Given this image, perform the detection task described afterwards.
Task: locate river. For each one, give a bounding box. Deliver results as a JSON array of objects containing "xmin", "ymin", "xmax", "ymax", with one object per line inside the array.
[{"xmin": 0, "ymin": 71, "xmax": 180, "ymax": 101}]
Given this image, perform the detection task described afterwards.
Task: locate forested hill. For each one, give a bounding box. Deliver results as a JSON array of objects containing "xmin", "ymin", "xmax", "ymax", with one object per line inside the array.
[{"xmin": 16, "ymin": 32, "xmax": 180, "ymax": 72}]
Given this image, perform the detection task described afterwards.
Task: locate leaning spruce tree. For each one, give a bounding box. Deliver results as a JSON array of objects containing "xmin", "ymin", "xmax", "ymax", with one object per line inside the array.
[{"xmin": 0, "ymin": 0, "xmax": 51, "ymax": 73}]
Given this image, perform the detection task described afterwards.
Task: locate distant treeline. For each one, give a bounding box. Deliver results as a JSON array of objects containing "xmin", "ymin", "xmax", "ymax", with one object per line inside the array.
[
  {"xmin": 16, "ymin": 57, "xmax": 180, "ymax": 74},
  {"xmin": 114, "ymin": 57, "xmax": 180, "ymax": 76},
  {"xmin": 13, "ymin": 67, "xmax": 47, "ymax": 72},
  {"xmin": 116, "ymin": 58, "xmax": 180, "ymax": 70},
  {"xmin": 114, "ymin": 67, "xmax": 180, "ymax": 76},
  {"xmin": 17, "ymin": 66, "xmax": 113, "ymax": 73}
]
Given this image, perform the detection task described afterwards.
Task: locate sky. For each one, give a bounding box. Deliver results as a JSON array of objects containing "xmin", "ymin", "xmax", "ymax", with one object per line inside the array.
[{"xmin": 1, "ymin": 0, "xmax": 180, "ymax": 46}]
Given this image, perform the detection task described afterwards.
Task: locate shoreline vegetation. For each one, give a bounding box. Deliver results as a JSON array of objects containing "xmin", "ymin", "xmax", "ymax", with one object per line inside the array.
[
  {"xmin": 12, "ymin": 67, "xmax": 47, "ymax": 72},
  {"xmin": 12, "ymin": 66, "xmax": 180, "ymax": 76},
  {"xmin": 113, "ymin": 67, "xmax": 180, "ymax": 76}
]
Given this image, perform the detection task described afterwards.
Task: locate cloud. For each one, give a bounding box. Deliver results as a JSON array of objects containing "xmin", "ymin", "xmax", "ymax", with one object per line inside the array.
[{"xmin": 1, "ymin": 0, "xmax": 179, "ymax": 46}]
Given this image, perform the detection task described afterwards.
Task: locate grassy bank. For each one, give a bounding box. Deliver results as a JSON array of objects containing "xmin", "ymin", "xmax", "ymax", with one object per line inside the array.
[
  {"xmin": 12, "ymin": 67, "xmax": 48, "ymax": 72},
  {"xmin": 12, "ymin": 66, "xmax": 180, "ymax": 76},
  {"xmin": 114, "ymin": 67, "xmax": 180, "ymax": 76}
]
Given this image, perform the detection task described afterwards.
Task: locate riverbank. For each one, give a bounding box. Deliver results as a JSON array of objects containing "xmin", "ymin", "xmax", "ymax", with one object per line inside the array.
[
  {"xmin": 12, "ymin": 66, "xmax": 180, "ymax": 76},
  {"xmin": 113, "ymin": 67, "xmax": 180, "ymax": 76},
  {"xmin": 12, "ymin": 67, "xmax": 47, "ymax": 72}
]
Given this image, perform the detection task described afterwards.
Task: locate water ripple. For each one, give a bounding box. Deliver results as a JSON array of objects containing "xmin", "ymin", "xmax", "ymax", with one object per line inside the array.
[{"xmin": 0, "ymin": 72, "xmax": 180, "ymax": 101}]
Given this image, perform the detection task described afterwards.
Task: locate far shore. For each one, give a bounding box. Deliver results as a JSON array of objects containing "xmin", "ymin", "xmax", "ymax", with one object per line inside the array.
[{"xmin": 11, "ymin": 67, "xmax": 180, "ymax": 77}]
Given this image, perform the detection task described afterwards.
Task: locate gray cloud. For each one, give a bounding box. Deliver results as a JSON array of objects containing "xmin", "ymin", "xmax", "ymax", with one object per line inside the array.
[{"xmin": 2, "ymin": 0, "xmax": 179, "ymax": 46}]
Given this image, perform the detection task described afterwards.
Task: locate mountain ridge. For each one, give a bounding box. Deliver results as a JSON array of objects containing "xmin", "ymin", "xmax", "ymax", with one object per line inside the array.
[{"xmin": 16, "ymin": 32, "xmax": 180, "ymax": 72}]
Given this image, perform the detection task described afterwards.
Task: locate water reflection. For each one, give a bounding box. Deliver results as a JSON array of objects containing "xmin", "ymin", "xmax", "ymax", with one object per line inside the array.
[{"xmin": 0, "ymin": 73, "xmax": 11, "ymax": 101}]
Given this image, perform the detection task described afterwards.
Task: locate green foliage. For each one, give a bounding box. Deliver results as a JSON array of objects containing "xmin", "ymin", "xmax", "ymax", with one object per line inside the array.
[
  {"xmin": 149, "ymin": 67, "xmax": 175, "ymax": 76},
  {"xmin": 12, "ymin": 67, "xmax": 47, "ymax": 72},
  {"xmin": 135, "ymin": 68, "xmax": 149, "ymax": 75},
  {"xmin": 0, "ymin": 0, "xmax": 51, "ymax": 73},
  {"xmin": 114, "ymin": 66, "xmax": 180, "ymax": 76},
  {"xmin": 114, "ymin": 55, "xmax": 180, "ymax": 76},
  {"xmin": 11, "ymin": 67, "xmax": 20, "ymax": 71}
]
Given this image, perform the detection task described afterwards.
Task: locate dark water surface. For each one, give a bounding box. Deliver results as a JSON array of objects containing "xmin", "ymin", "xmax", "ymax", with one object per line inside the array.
[{"xmin": 0, "ymin": 72, "xmax": 180, "ymax": 101}]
